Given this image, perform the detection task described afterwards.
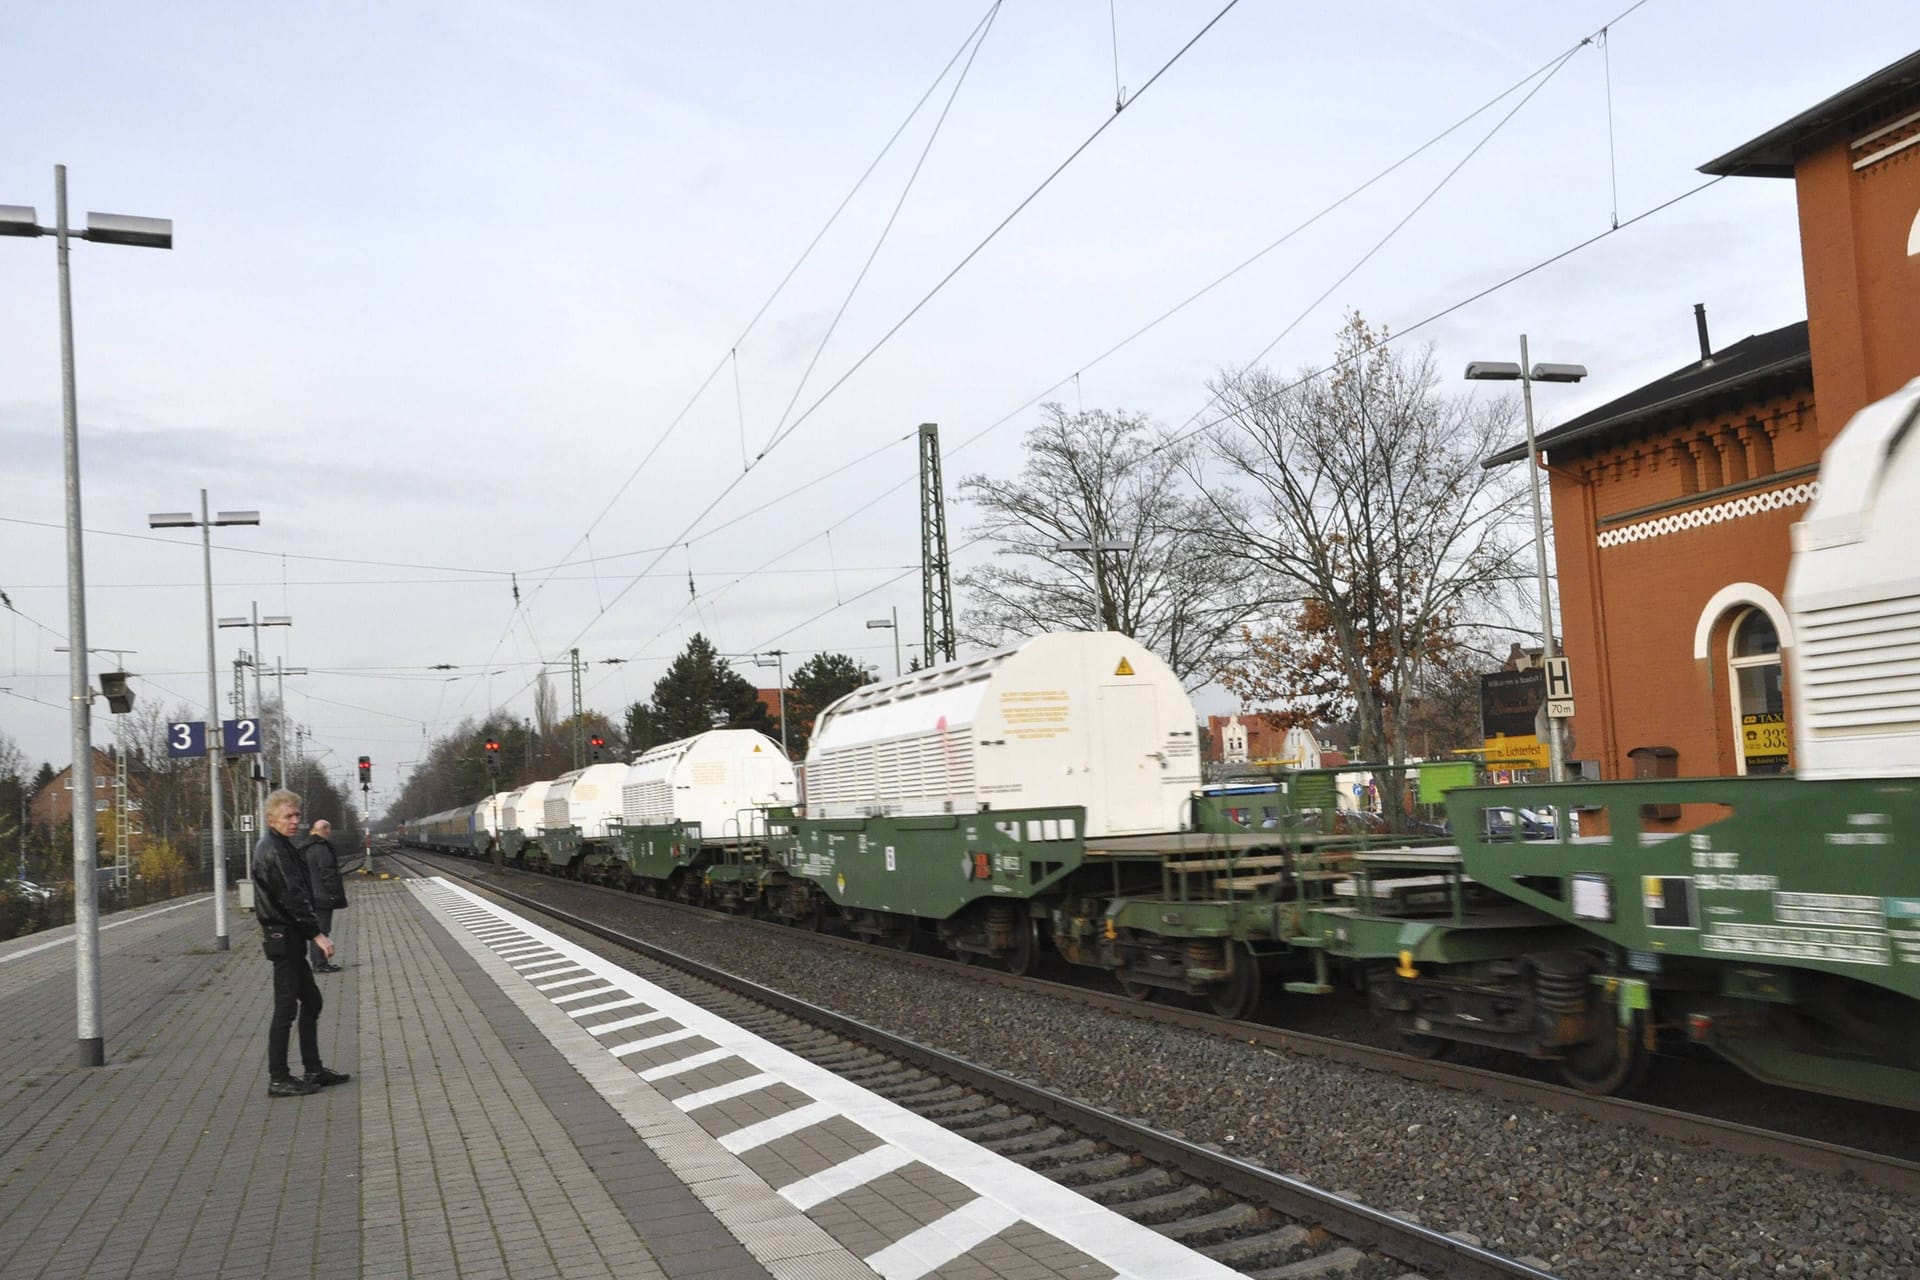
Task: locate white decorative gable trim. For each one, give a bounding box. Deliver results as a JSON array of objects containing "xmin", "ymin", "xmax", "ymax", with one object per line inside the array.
[{"xmin": 1597, "ymin": 481, "xmax": 1817, "ymax": 549}]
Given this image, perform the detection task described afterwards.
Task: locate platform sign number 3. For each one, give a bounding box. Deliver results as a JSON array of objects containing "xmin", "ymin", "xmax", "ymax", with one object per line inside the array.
[
  {"xmin": 166, "ymin": 721, "xmax": 207, "ymax": 758},
  {"xmin": 885, "ymin": 846, "xmax": 896, "ymax": 872}
]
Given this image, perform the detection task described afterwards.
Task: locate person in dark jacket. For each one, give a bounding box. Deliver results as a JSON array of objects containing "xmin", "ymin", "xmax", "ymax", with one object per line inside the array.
[
  {"xmin": 253, "ymin": 789, "xmax": 349, "ymax": 1098},
  {"xmin": 300, "ymin": 818, "xmax": 348, "ymax": 972}
]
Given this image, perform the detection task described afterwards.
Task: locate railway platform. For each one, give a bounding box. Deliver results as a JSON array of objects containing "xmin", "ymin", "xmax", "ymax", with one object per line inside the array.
[{"xmin": 0, "ymin": 868, "xmax": 1268, "ymax": 1280}]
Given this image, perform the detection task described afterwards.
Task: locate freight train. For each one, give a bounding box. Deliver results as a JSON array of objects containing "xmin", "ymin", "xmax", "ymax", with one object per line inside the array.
[{"xmin": 402, "ymin": 378, "xmax": 1920, "ymax": 1112}]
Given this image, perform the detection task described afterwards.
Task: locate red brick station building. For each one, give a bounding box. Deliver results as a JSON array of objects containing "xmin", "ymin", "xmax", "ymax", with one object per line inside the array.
[{"xmin": 1494, "ymin": 51, "xmax": 1920, "ymax": 799}]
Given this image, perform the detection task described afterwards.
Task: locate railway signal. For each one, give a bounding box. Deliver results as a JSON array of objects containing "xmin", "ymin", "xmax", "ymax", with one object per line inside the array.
[
  {"xmin": 357, "ymin": 755, "xmax": 371, "ymax": 787},
  {"xmin": 484, "ymin": 738, "xmax": 501, "ymax": 776},
  {"xmin": 588, "ymin": 735, "xmax": 606, "ymax": 764}
]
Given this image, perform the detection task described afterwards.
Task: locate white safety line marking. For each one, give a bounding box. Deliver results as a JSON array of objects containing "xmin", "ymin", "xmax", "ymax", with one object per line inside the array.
[
  {"xmin": 569, "ymin": 996, "xmax": 646, "ymax": 1019},
  {"xmin": 495, "ymin": 945, "xmax": 547, "ymax": 958},
  {"xmin": 779, "ymin": 1144, "xmax": 915, "ymax": 1212},
  {"xmin": 719, "ymin": 1100, "xmax": 838, "ymax": 1154},
  {"xmin": 584, "ymin": 1010, "xmax": 669, "ymax": 1036},
  {"xmin": 1, "ymin": 896, "xmax": 211, "ymax": 966},
  {"xmin": 638, "ymin": 1047, "xmax": 735, "ymax": 1081},
  {"xmin": 514, "ymin": 960, "xmax": 576, "ymax": 977},
  {"xmin": 610, "ymin": 1027, "xmax": 699, "ymax": 1058},
  {"xmin": 672, "ymin": 1072, "xmax": 778, "ymax": 1112},
  {"xmin": 551, "ymin": 984, "xmax": 624, "ymax": 1005},
  {"xmin": 534, "ymin": 974, "xmax": 602, "ymax": 992},
  {"xmin": 864, "ymin": 1198, "xmax": 1022, "ymax": 1280}
]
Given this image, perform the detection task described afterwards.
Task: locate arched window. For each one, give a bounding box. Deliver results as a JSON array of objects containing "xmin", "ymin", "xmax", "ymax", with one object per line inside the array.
[{"xmin": 1729, "ymin": 607, "xmax": 1787, "ymax": 774}]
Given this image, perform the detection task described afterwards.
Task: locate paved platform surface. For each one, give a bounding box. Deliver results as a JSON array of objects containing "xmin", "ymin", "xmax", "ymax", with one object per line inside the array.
[{"xmin": 0, "ymin": 868, "xmax": 1244, "ymax": 1280}]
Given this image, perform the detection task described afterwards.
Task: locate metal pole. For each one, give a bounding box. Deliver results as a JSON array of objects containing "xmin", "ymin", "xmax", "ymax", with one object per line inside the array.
[
  {"xmin": 891, "ymin": 605, "xmax": 901, "ymax": 678},
  {"xmin": 202, "ymin": 492, "xmax": 230, "ymax": 949},
  {"xmin": 55, "ymin": 164, "xmax": 104, "ymax": 1067},
  {"xmin": 249, "ymin": 604, "xmax": 266, "ymax": 833},
  {"xmin": 1519, "ymin": 334, "xmax": 1565, "ymax": 784}
]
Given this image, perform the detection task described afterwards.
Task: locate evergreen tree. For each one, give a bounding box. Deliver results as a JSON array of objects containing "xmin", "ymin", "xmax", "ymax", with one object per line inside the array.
[
  {"xmin": 780, "ymin": 652, "xmax": 874, "ymax": 758},
  {"xmin": 624, "ymin": 634, "xmax": 769, "ymax": 753}
]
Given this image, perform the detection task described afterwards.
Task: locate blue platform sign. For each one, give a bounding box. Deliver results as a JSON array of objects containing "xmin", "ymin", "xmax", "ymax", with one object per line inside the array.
[
  {"xmin": 222, "ymin": 718, "xmax": 262, "ymax": 755},
  {"xmin": 166, "ymin": 721, "xmax": 207, "ymax": 758}
]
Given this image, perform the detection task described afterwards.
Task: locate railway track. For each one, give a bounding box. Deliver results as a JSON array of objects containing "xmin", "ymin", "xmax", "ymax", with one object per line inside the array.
[
  {"xmin": 395, "ymin": 850, "xmax": 1561, "ymax": 1279},
  {"xmin": 397, "ymin": 849, "xmax": 1920, "ymax": 1201}
]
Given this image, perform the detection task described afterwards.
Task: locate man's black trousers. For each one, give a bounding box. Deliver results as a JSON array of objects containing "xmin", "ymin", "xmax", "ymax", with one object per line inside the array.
[
  {"xmin": 268, "ymin": 952, "xmax": 323, "ymax": 1080},
  {"xmin": 308, "ymin": 908, "xmax": 334, "ymax": 967}
]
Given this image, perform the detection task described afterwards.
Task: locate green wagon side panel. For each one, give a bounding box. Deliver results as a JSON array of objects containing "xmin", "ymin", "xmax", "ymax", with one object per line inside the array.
[
  {"xmin": 787, "ymin": 807, "xmax": 1088, "ymax": 919},
  {"xmin": 1445, "ymin": 776, "xmax": 1920, "ymax": 1001},
  {"xmin": 608, "ymin": 821, "xmax": 704, "ymax": 880}
]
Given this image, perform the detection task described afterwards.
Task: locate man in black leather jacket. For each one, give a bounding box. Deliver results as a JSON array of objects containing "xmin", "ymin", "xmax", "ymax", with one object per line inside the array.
[
  {"xmin": 253, "ymin": 789, "xmax": 349, "ymax": 1098},
  {"xmin": 300, "ymin": 818, "xmax": 348, "ymax": 972}
]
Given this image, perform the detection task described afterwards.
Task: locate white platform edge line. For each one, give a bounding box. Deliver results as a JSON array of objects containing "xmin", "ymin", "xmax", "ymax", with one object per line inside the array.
[
  {"xmin": 637, "ymin": 1046, "xmax": 736, "ymax": 1081},
  {"xmin": 570, "ymin": 996, "xmax": 647, "ymax": 1019},
  {"xmin": 583, "ymin": 1010, "xmax": 669, "ymax": 1036},
  {"xmin": 865, "ymin": 1198, "xmax": 1022, "ymax": 1280},
  {"xmin": 779, "ymin": 1144, "xmax": 915, "ymax": 1212},
  {"xmin": 673, "ymin": 1072, "xmax": 778, "ymax": 1112}
]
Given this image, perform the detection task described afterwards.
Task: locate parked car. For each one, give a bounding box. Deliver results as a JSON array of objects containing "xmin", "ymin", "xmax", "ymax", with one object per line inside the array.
[
  {"xmin": 10, "ymin": 879, "xmax": 55, "ymax": 901},
  {"xmin": 1480, "ymin": 806, "xmax": 1557, "ymax": 841}
]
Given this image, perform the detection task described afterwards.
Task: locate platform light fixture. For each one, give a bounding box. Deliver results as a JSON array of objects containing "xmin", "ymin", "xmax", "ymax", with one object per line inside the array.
[
  {"xmin": 866, "ymin": 606, "xmax": 902, "ymax": 678},
  {"xmin": 7, "ymin": 166, "xmax": 173, "ymax": 1068},
  {"xmin": 1465, "ymin": 337, "xmax": 1589, "ymax": 782}
]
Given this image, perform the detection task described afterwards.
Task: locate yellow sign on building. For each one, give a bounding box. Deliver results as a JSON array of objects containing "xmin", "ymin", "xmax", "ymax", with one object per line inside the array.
[{"xmin": 1481, "ymin": 733, "xmax": 1550, "ymax": 771}]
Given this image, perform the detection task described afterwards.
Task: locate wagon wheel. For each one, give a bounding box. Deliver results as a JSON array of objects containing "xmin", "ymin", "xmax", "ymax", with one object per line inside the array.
[
  {"xmin": 1558, "ymin": 1013, "xmax": 1651, "ymax": 1095},
  {"xmin": 1207, "ymin": 943, "xmax": 1262, "ymax": 1020},
  {"xmin": 1003, "ymin": 921, "xmax": 1038, "ymax": 977},
  {"xmin": 948, "ymin": 939, "xmax": 977, "ymax": 966},
  {"xmin": 1399, "ymin": 1032, "xmax": 1453, "ymax": 1059},
  {"xmin": 1117, "ymin": 971, "xmax": 1158, "ymax": 1003},
  {"xmin": 888, "ymin": 915, "xmax": 918, "ymax": 952}
]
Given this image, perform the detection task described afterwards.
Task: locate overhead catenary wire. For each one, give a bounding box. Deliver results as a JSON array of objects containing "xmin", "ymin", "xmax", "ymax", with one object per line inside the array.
[
  {"xmin": 759, "ymin": 0, "xmax": 1003, "ymax": 456},
  {"xmin": 483, "ymin": 0, "xmax": 1248, "ymax": 722},
  {"xmin": 508, "ymin": 1, "xmax": 1006, "ymax": 625}
]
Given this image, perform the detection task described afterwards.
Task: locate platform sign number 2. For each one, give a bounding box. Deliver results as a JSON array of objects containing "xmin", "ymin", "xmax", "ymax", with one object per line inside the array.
[{"xmin": 222, "ymin": 718, "xmax": 262, "ymax": 754}]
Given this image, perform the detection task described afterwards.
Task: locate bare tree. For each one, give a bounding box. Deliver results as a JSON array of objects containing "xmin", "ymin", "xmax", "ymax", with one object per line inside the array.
[
  {"xmin": 957, "ymin": 404, "xmax": 1256, "ymax": 687},
  {"xmin": 1203, "ymin": 314, "xmax": 1525, "ymax": 768}
]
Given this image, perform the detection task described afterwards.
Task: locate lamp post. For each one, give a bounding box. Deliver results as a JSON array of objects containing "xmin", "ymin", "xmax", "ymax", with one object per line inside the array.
[
  {"xmin": 1465, "ymin": 336, "xmax": 1587, "ymax": 783},
  {"xmin": 1055, "ymin": 537, "xmax": 1133, "ymax": 632},
  {"xmin": 150, "ymin": 496, "xmax": 260, "ymax": 951},
  {"xmin": 219, "ymin": 604, "xmax": 291, "ymax": 837},
  {"xmin": 754, "ymin": 650, "xmax": 789, "ymax": 759},
  {"xmin": 866, "ymin": 606, "xmax": 902, "ymax": 678},
  {"xmin": 5, "ymin": 167, "xmax": 172, "ymax": 1067}
]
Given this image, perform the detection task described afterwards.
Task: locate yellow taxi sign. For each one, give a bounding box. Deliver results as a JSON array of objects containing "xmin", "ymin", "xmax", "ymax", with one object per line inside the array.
[{"xmin": 1114, "ymin": 656, "xmax": 1135, "ymax": 676}]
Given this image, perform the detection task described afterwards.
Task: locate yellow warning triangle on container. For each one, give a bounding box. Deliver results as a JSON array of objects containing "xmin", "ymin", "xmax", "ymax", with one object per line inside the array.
[
  {"xmin": 1114, "ymin": 656, "xmax": 1135, "ymax": 676},
  {"xmin": 752, "ymin": 743, "xmax": 762, "ymax": 752}
]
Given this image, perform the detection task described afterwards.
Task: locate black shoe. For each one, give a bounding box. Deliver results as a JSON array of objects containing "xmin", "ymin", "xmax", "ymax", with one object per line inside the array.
[
  {"xmin": 305, "ymin": 1067, "xmax": 351, "ymax": 1088},
  {"xmin": 313, "ymin": 962, "xmax": 343, "ymax": 973},
  {"xmin": 268, "ymin": 1076, "xmax": 319, "ymax": 1098}
]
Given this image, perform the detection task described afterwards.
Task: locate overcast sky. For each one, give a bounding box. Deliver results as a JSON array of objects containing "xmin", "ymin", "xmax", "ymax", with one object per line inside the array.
[{"xmin": 3, "ymin": 1, "xmax": 1915, "ymax": 806}]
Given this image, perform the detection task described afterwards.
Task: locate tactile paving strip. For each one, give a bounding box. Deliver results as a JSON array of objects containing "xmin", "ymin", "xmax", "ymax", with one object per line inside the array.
[{"xmin": 412, "ymin": 877, "xmax": 1242, "ymax": 1280}]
